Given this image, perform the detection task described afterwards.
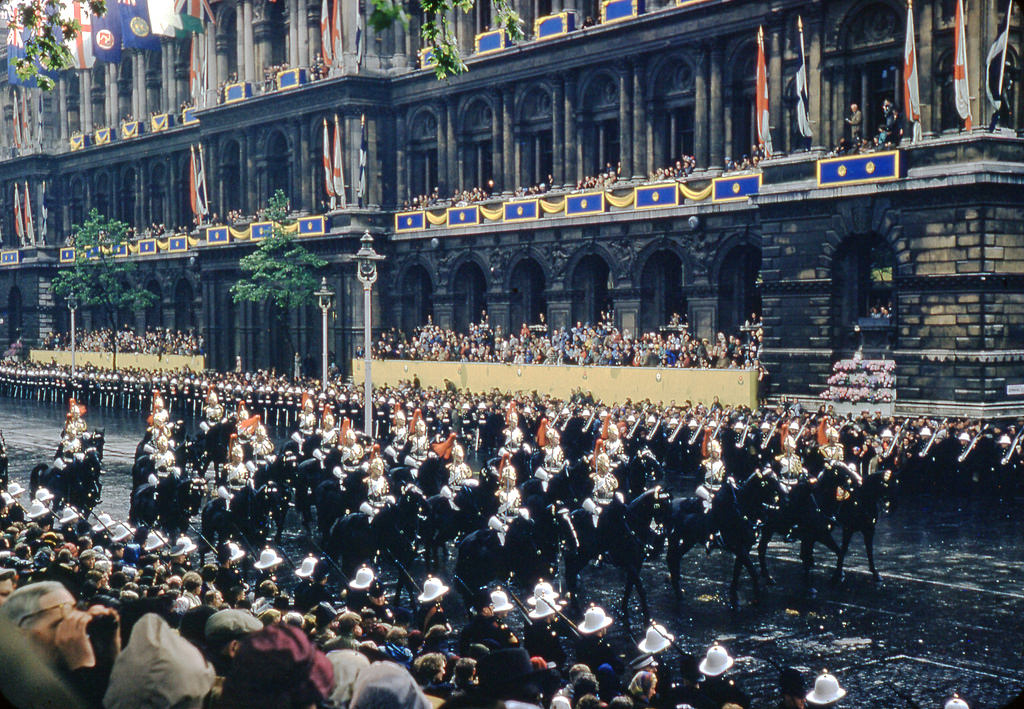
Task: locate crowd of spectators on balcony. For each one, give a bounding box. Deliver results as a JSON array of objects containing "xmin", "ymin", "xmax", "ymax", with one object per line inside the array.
[
  {"xmin": 41, "ymin": 328, "xmax": 205, "ymax": 356},
  {"xmin": 373, "ymin": 312, "xmax": 763, "ymax": 370}
]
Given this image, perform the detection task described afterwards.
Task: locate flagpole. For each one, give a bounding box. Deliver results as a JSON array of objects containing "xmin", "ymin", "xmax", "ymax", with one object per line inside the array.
[{"xmin": 996, "ymin": 0, "xmax": 1012, "ymax": 103}]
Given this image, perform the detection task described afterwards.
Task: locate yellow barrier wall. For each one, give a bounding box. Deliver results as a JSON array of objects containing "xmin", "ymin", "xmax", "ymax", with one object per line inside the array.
[
  {"xmin": 353, "ymin": 359, "xmax": 758, "ymax": 408},
  {"xmin": 30, "ymin": 350, "xmax": 206, "ymax": 373}
]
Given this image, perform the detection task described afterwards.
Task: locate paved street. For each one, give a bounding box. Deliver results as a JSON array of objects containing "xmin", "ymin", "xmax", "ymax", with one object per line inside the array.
[{"xmin": 2, "ymin": 398, "xmax": 1022, "ymax": 707}]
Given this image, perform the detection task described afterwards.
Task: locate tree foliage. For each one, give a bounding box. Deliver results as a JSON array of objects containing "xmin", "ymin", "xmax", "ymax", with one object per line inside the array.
[
  {"xmin": 369, "ymin": 0, "xmax": 523, "ymax": 79},
  {"xmin": 9, "ymin": 0, "xmax": 106, "ymax": 90},
  {"xmin": 230, "ymin": 190, "xmax": 328, "ymax": 311}
]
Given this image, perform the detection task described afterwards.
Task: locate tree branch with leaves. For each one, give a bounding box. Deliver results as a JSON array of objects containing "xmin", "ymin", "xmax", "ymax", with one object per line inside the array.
[{"xmin": 8, "ymin": 0, "xmax": 107, "ymax": 90}]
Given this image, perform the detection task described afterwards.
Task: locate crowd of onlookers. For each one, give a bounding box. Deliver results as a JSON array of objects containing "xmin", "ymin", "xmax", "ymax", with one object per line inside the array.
[
  {"xmin": 373, "ymin": 312, "xmax": 763, "ymax": 370},
  {"xmin": 41, "ymin": 328, "xmax": 205, "ymax": 356}
]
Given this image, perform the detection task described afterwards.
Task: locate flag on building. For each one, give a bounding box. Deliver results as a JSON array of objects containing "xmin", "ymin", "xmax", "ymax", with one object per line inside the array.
[
  {"xmin": 323, "ymin": 119, "xmax": 335, "ymax": 199},
  {"xmin": 40, "ymin": 181, "xmax": 48, "ymax": 244},
  {"xmin": 953, "ymin": 0, "xmax": 972, "ymax": 129},
  {"xmin": 333, "ymin": 114, "xmax": 345, "ymax": 206},
  {"xmin": 320, "ymin": 0, "xmax": 333, "ymax": 67},
  {"xmin": 175, "ymin": 0, "xmax": 215, "ymax": 33},
  {"xmin": 120, "ymin": 0, "xmax": 162, "ymax": 50},
  {"xmin": 357, "ymin": 114, "xmax": 366, "ymax": 206},
  {"xmin": 354, "ymin": 0, "xmax": 364, "ymax": 70},
  {"xmin": 794, "ymin": 17, "xmax": 812, "ymax": 140},
  {"xmin": 190, "ymin": 144, "xmax": 209, "ymax": 220},
  {"xmin": 6, "ymin": 26, "xmax": 37, "ymax": 88},
  {"xmin": 23, "ymin": 182, "xmax": 34, "ymax": 245},
  {"xmin": 755, "ymin": 26, "xmax": 773, "ymax": 156},
  {"xmin": 13, "ymin": 184, "xmax": 23, "ymax": 245},
  {"xmin": 150, "ymin": 0, "xmax": 185, "ymax": 38},
  {"xmin": 189, "ymin": 34, "xmax": 207, "ymax": 106},
  {"xmin": 985, "ymin": 0, "xmax": 1012, "ymax": 110},
  {"xmin": 91, "ymin": 1, "xmax": 123, "ymax": 63},
  {"xmin": 903, "ymin": 0, "xmax": 922, "ymax": 142},
  {"xmin": 20, "ymin": 91, "xmax": 30, "ymax": 149},
  {"xmin": 66, "ymin": 1, "xmax": 96, "ymax": 69},
  {"xmin": 12, "ymin": 92, "xmax": 23, "ymax": 149}
]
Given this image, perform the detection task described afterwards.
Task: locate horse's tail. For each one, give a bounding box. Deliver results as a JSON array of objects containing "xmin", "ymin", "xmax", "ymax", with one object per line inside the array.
[{"xmin": 29, "ymin": 463, "xmax": 48, "ymax": 493}]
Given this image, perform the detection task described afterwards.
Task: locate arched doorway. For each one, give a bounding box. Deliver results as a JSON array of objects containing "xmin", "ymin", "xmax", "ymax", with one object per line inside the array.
[
  {"xmin": 718, "ymin": 245, "xmax": 761, "ymax": 334},
  {"xmin": 832, "ymin": 234, "xmax": 895, "ymax": 350},
  {"xmin": 265, "ymin": 132, "xmax": 290, "ymax": 201},
  {"xmin": 571, "ymin": 254, "xmax": 611, "ymax": 325},
  {"xmin": 640, "ymin": 250, "xmax": 684, "ymax": 332},
  {"xmin": 6, "ymin": 286, "xmax": 22, "ymax": 345},
  {"xmin": 174, "ymin": 279, "xmax": 196, "ymax": 330},
  {"xmin": 509, "ymin": 258, "xmax": 547, "ymax": 330},
  {"xmin": 452, "ymin": 262, "xmax": 487, "ymax": 331},
  {"xmin": 144, "ymin": 280, "xmax": 163, "ymax": 330},
  {"xmin": 400, "ymin": 266, "xmax": 434, "ymax": 334}
]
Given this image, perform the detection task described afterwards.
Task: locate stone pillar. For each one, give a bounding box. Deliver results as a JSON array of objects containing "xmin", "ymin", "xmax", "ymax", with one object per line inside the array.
[
  {"xmin": 445, "ymin": 100, "xmax": 457, "ymax": 192},
  {"xmin": 768, "ymin": 24, "xmax": 783, "ymax": 154},
  {"xmin": 618, "ymin": 66, "xmax": 632, "ymax": 176},
  {"xmin": 299, "ymin": 118, "xmax": 312, "ymax": 210},
  {"xmin": 288, "ymin": 0, "xmax": 299, "ymax": 66},
  {"xmin": 502, "ymin": 86, "xmax": 514, "ymax": 192},
  {"xmin": 136, "ymin": 52, "xmax": 149, "ymax": 118},
  {"xmin": 396, "ymin": 113, "xmax": 406, "ymax": 203},
  {"xmin": 694, "ymin": 47, "xmax": 708, "ymax": 167},
  {"xmin": 216, "ymin": 33, "xmax": 230, "ymax": 94},
  {"xmin": 107, "ymin": 64, "xmax": 118, "ymax": 125},
  {"xmin": 244, "ymin": 131, "xmax": 257, "ymax": 211},
  {"xmin": 552, "ymin": 78, "xmax": 565, "ymax": 185},
  {"xmin": 254, "ymin": 16, "xmax": 271, "ymax": 79},
  {"xmin": 709, "ymin": 46, "xmax": 723, "ymax": 168},
  {"xmin": 80, "ymin": 72, "xmax": 93, "ymax": 133},
  {"xmin": 58, "ymin": 77, "xmax": 69, "ymax": 141},
  {"xmin": 918, "ymin": 0, "xmax": 934, "ymax": 135},
  {"xmin": 563, "ymin": 76, "xmax": 576, "ymax": 186},
  {"xmin": 307, "ymin": 1, "xmax": 320, "ymax": 69},
  {"xmin": 631, "ymin": 62, "xmax": 646, "ymax": 178}
]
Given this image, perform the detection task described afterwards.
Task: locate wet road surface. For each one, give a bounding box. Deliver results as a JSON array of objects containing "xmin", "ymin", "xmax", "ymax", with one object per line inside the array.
[{"xmin": 2, "ymin": 398, "xmax": 1022, "ymax": 707}]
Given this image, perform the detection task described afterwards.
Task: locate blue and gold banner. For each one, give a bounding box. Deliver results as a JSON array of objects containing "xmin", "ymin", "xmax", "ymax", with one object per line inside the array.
[
  {"xmin": 474, "ymin": 29, "xmax": 508, "ymax": 55},
  {"xmin": 206, "ymin": 226, "xmax": 229, "ymax": 243},
  {"xmin": 277, "ymin": 68, "xmax": 307, "ymax": 90},
  {"xmin": 635, "ymin": 183, "xmax": 678, "ymax": 209},
  {"xmin": 85, "ymin": 246, "xmax": 100, "ymax": 260},
  {"xmin": 120, "ymin": 120, "xmax": 141, "ymax": 139},
  {"xmin": 60, "ymin": 247, "xmax": 75, "ymax": 263},
  {"xmin": 601, "ymin": 0, "xmax": 643, "ymax": 23},
  {"xmin": 250, "ymin": 222, "xmax": 273, "ymax": 240},
  {"xmin": 419, "ymin": 47, "xmax": 436, "ymax": 69},
  {"xmin": 94, "ymin": 128, "xmax": 112, "ymax": 145},
  {"xmin": 69, "ymin": 134, "xmax": 86, "ymax": 151},
  {"xmin": 224, "ymin": 82, "xmax": 252, "ymax": 104},
  {"xmin": 182, "ymin": 107, "xmax": 199, "ymax": 125},
  {"xmin": 138, "ymin": 239, "xmax": 157, "ymax": 255},
  {"xmin": 503, "ymin": 199, "xmax": 539, "ymax": 221},
  {"xmin": 298, "ymin": 216, "xmax": 326, "ymax": 236},
  {"xmin": 447, "ymin": 206, "xmax": 479, "ymax": 227},
  {"xmin": 535, "ymin": 11, "xmax": 576, "ymax": 39},
  {"xmin": 168, "ymin": 236, "xmax": 188, "ymax": 252},
  {"xmin": 817, "ymin": 150, "xmax": 900, "ymax": 187},
  {"xmin": 0, "ymin": 250, "xmax": 20, "ymax": 266},
  {"xmin": 395, "ymin": 211, "xmax": 426, "ymax": 232},
  {"xmin": 566, "ymin": 192, "xmax": 605, "ymax": 216},
  {"xmin": 713, "ymin": 173, "xmax": 761, "ymax": 202},
  {"xmin": 150, "ymin": 113, "xmax": 170, "ymax": 132},
  {"xmin": 113, "ymin": 243, "xmax": 128, "ymax": 258}
]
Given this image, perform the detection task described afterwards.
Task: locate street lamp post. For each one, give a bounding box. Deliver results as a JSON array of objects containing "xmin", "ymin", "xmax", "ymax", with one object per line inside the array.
[
  {"xmin": 67, "ymin": 294, "xmax": 79, "ymax": 377},
  {"xmin": 353, "ymin": 232, "xmax": 383, "ymax": 438},
  {"xmin": 315, "ymin": 277, "xmax": 334, "ymax": 391}
]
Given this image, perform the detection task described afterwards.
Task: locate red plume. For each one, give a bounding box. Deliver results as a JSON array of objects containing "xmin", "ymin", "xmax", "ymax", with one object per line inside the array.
[
  {"xmin": 601, "ymin": 414, "xmax": 610, "ymax": 441},
  {"xmin": 239, "ymin": 414, "xmax": 261, "ymax": 434},
  {"xmin": 499, "ymin": 453, "xmax": 510, "ymax": 470},
  {"xmin": 432, "ymin": 433, "xmax": 457, "ymax": 460},
  {"xmin": 506, "ymin": 402, "xmax": 517, "ymax": 426},
  {"xmin": 411, "ymin": 408, "xmax": 423, "ymax": 429},
  {"xmin": 322, "ymin": 404, "xmax": 333, "ymax": 419},
  {"xmin": 701, "ymin": 427, "xmax": 712, "ymax": 458},
  {"xmin": 593, "ymin": 438, "xmax": 605, "ymax": 468},
  {"xmin": 816, "ymin": 417, "xmax": 829, "ymax": 446},
  {"xmin": 301, "ymin": 392, "xmax": 310, "ymax": 408},
  {"xmin": 341, "ymin": 417, "xmax": 351, "ymax": 438},
  {"xmin": 537, "ymin": 418, "xmax": 549, "ymax": 448}
]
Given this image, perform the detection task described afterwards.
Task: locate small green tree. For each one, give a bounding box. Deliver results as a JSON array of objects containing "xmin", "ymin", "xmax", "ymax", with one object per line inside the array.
[
  {"xmin": 52, "ymin": 209, "xmax": 157, "ymax": 369},
  {"xmin": 9, "ymin": 0, "xmax": 106, "ymax": 90},
  {"xmin": 231, "ymin": 190, "xmax": 328, "ymax": 367}
]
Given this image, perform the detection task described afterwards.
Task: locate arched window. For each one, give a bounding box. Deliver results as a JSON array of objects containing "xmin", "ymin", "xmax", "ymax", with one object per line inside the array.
[
  {"xmin": 841, "ymin": 3, "xmax": 903, "ymax": 138},
  {"xmin": 174, "ymin": 279, "xmax": 196, "ymax": 330},
  {"xmin": 90, "ymin": 65, "xmax": 106, "ymax": 129},
  {"xmin": 265, "ymin": 131, "xmax": 290, "ymax": 201},
  {"xmin": 571, "ymin": 254, "xmax": 611, "ymax": 325},
  {"xmin": 264, "ymin": 1, "xmax": 287, "ymax": 67},
  {"xmin": 717, "ymin": 245, "xmax": 761, "ymax": 334},
  {"xmin": 94, "ymin": 172, "xmax": 111, "ymax": 217},
  {"xmin": 145, "ymin": 280, "xmax": 163, "ymax": 330},
  {"xmin": 221, "ymin": 140, "xmax": 243, "ymax": 214},
  {"xmin": 452, "ymin": 262, "xmax": 487, "ymax": 331},
  {"xmin": 400, "ymin": 266, "xmax": 434, "ymax": 333},
  {"xmin": 6, "ymin": 286, "xmax": 22, "ymax": 345},
  {"xmin": 651, "ymin": 59, "xmax": 696, "ymax": 167},
  {"xmin": 640, "ymin": 250, "xmax": 685, "ymax": 332},
  {"xmin": 728, "ymin": 45, "xmax": 756, "ymax": 160},
  {"xmin": 509, "ymin": 258, "xmax": 547, "ymax": 329},
  {"xmin": 120, "ymin": 168, "xmax": 137, "ymax": 225},
  {"xmin": 832, "ymin": 235, "xmax": 895, "ymax": 350},
  {"xmin": 408, "ymin": 111, "xmax": 439, "ymax": 199},
  {"xmin": 460, "ymin": 100, "xmax": 494, "ymax": 192},
  {"xmin": 218, "ymin": 7, "xmax": 239, "ymax": 81},
  {"xmin": 580, "ymin": 75, "xmax": 619, "ymax": 176},
  {"xmin": 117, "ymin": 57, "xmax": 132, "ymax": 120},
  {"xmin": 149, "ymin": 163, "xmax": 168, "ymax": 229},
  {"xmin": 518, "ymin": 88, "xmax": 553, "ymax": 188}
]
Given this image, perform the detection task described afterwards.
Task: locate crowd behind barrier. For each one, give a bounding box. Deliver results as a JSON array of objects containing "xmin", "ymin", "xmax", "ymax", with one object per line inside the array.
[{"xmin": 40, "ymin": 329, "xmax": 205, "ymax": 357}]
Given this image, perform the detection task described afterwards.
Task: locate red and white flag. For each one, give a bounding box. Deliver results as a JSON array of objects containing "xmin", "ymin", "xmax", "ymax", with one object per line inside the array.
[
  {"xmin": 13, "ymin": 184, "xmax": 23, "ymax": 244},
  {"xmin": 755, "ymin": 26, "xmax": 773, "ymax": 156},
  {"xmin": 333, "ymin": 114, "xmax": 346, "ymax": 206},
  {"xmin": 320, "ymin": 0, "xmax": 332, "ymax": 67},
  {"xmin": 903, "ymin": 1, "xmax": 922, "ymax": 142},
  {"xmin": 189, "ymin": 35, "xmax": 207, "ymax": 108},
  {"xmin": 23, "ymin": 181, "xmax": 34, "ymax": 244},
  {"xmin": 953, "ymin": 0, "xmax": 972, "ymax": 129},
  {"xmin": 331, "ymin": 0, "xmax": 344, "ymax": 75},
  {"xmin": 66, "ymin": 1, "xmax": 95, "ymax": 69},
  {"xmin": 190, "ymin": 145, "xmax": 209, "ymax": 220},
  {"xmin": 323, "ymin": 119, "xmax": 335, "ymax": 198},
  {"xmin": 12, "ymin": 92, "xmax": 22, "ymax": 149}
]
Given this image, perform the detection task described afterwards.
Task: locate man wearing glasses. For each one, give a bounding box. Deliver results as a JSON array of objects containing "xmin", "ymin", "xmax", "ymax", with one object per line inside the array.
[{"xmin": 1, "ymin": 580, "xmax": 120, "ymax": 705}]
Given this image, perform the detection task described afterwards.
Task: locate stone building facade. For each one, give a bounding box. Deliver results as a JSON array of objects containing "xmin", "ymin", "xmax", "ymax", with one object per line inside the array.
[{"xmin": 0, "ymin": 0, "xmax": 1022, "ymax": 415}]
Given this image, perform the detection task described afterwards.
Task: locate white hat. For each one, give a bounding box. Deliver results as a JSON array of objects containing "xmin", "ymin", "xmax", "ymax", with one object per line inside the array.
[
  {"xmin": 349, "ymin": 566, "xmax": 375, "ymax": 590},
  {"xmin": 920, "ymin": 426, "xmax": 932, "ymax": 438},
  {"xmin": 92, "ymin": 512, "xmax": 116, "ymax": 532},
  {"xmin": 637, "ymin": 623, "xmax": 674, "ymax": 654},
  {"xmin": 578, "ymin": 605, "xmax": 613, "ymax": 634},
  {"xmin": 295, "ymin": 555, "xmax": 318, "ymax": 579},
  {"xmin": 226, "ymin": 542, "xmax": 245, "ymax": 563},
  {"xmin": 806, "ymin": 672, "xmax": 846, "ymax": 706},
  {"xmin": 487, "ymin": 516, "xmax": 507, "ymax": 533},
  {"xmin": 1, "ymin": 492, "xmax": 14, "ymax": 507},
  {"xmin": 527, "ymin": 596, "xmax": 561, "ymax": 620},
  {"xmin": 944, "ymin": 697, "xmax": 969, "ymax": 709},
  {"xmin": 170, "ymin": 536, "xmax": 197, "ymax": 556},
  {"xmin": 111, "ymin": 523, "xmax": 135, "ymax": 543},
  {"xmin": 489, "ymin": 589, "xmax": 514, "ymax": 613},
  {"xmin": 527, "ymin": 581, "xmax": 559, "ymax": 606},
  {"xmin": 880, "ymin": 428, "xmax": 894, "ymax": 439},
  {"xmin": 418, "ymin": 576, "xmax": 450, "ymax": 603},
  {"xmin": 26, "ymin": 499, "xmax": 51, "ymax": 520},
  {"xmin": 7, "ymin": 482, "xmax": 25, "ymax": 498},
  {"xmin": 958, "ymin": 432, "xmax": 971, "ymax": 443},
  {"xmin": 998, "ymin": 434, "xmax": 1012, "ymax": 445},
  {"xmin": 788, "ymin": 421, "xmax": 800, "ymax": 431},
  {"xmin": 253, "ymin": 547, "xmax": 284, "ymax": 570},
  {"xmin": 699, "ymin": 643, "xmax": 734, "ymax": 677},
  {"xmin": 58, "ymin": 508, "xmax": 80, "ymax": 525},
  {"xmin": 143, "ymin": 531, "xmax": 167, "ymax": 552},
  {"xmin": 35, "ymin": 488, "xmax": 54, "ymax": 503}
]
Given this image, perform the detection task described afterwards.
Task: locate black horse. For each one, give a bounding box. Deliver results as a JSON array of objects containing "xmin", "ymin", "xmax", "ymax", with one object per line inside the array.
[
  {"xmin": 30, "ymin": 451, "xmax": 103, "ymax": 515},
  {"xmin": 818, "ymin": 466, "xmax": 896, "ymax": 585},
  {"xmin": 197, "ymin": 417, "xmax": 237, "ymax": 484},
  {"xmin": 665, "ymin": 475, "xmax": 762, "ymax": 609},
  {"xmin": 200, "ymin": 485, "xmax": 265, "ymax": 555},
  {"xmin": 419, "ymin": 469, "xmax": 501, "ymax": 570}
]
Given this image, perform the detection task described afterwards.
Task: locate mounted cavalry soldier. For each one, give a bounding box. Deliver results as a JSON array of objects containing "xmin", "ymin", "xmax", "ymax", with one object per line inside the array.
[
  {"xmin": 696, "ymin": 439, "xmax": 726, "ymax": 511},
  {"xmin": 225, "ymin": 434, "xmax": 253, "ymax": 490},
  {"xmin": 496, "ymin": 454, "xmax": 521, "ymax": 520},
  {"xmin": 361, "ymin": 447, "xmax": 393, "ymax": 515},
  {"xmin": 62, "ymin": 398, "xmax": 88, "ymax": 444},
  {"xmin": 534, "ymin": 418, "xmax": 565, "ymax": 488},
  {"xmin": 601, "ymin": 415, "xmax": 627, "ymax": 467},
  {"xmin": 446, "ymin": 441, "xmax": 476, "ymax": 489},
  {"xmin": 148, "ymin": 391, "xmax": 170, "ymax": 439},
  {"xmin": 201, "ymin": 386, "xmax": 225, "ymax": 433},
  {"xmin": 250, "ymin": 417, "xmax": 276, "ymax": 464},
  {"xmin": 339, "ymin": 418, "xmax": 365, "ymax": 467},
  {"xmin": 385, "ymin": 403, "xmax": 409, "ymax": 463},
  {"xmin": 293, "ymin": 392, "xmax": 317, "ymax": 443},
  {"xmin": 777, "ymin": 434, "xmax": 806, "ymax": 489},
  {"xmin": 404, "ymin": 409, "xmax": 431, "ymax": 471},
  {"xmin": 316, "ymin": 405, "xmax": 339, "ymax": 460},
  {"xmin": 152, "ymin": 433, "xmax": 178, "ymax": 477}
]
